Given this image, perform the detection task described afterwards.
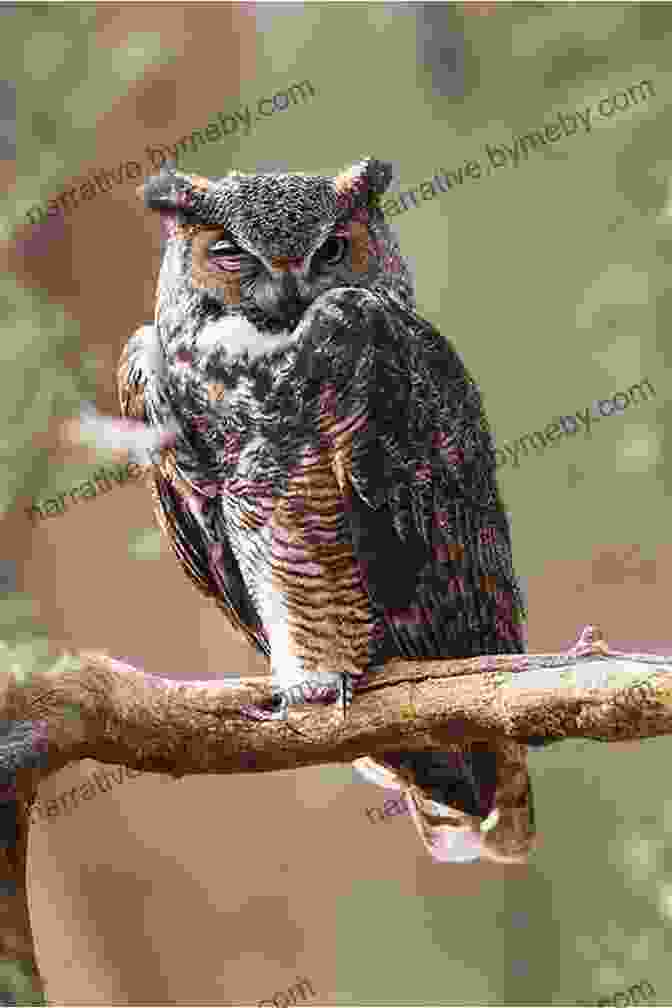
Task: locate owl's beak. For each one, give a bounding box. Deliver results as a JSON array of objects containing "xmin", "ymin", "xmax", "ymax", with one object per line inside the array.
[
  {"xmin": 268, "ymin": 267, "xmax": 309, "ymax": 329},
  {"xmin": 270, "ymin": 256, "xmax": 305, "ymax": 271}
]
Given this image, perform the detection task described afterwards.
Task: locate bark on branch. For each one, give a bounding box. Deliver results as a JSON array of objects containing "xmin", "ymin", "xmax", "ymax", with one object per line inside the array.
[
  {"xmin": 4, "ymin": 623, "xmax": 672, "ymax": 1003},
  {"xmin": 6, "ymin": 625, "xmax": 672, "ymax": 784}
]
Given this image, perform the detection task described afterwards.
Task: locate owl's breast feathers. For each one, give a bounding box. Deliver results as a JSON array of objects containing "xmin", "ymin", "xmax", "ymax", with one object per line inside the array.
[{"xmin": 118, "ymin": 287, "xmax": 525, "ymax": 671}]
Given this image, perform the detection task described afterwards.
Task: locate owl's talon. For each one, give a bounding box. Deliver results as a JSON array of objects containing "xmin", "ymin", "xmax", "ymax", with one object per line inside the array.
[
  {"xmin": 239, "ymin": 691, "xmax": 289, "ymax": 722},
  {"xmin": 340, "ymin": 672, "xmax": 354, "ymax": 721}
]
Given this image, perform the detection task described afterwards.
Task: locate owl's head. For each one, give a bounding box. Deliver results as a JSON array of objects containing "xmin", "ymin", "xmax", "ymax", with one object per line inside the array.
[{"xmin": 138, "ymin": 157, "xmax": 414, "ymax": 341}]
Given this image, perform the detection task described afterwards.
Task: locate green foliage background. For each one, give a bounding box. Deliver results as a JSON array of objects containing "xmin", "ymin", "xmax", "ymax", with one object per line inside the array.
[{"xmin": 3, "ymin": 2, "xmax": 672, "ymax": 1005}]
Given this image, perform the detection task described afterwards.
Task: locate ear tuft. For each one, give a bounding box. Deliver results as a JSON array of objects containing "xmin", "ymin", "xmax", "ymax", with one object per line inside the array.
[
  {"xmin": 334, "ymin": 158, "xmax": 393, "ymax": 213},
  {"xmin": 136, "ymin": 161, "xmax": 196, "ymax": 212},
  {"xmin": 361, "ymin": 158, "xmax": 393, "ymax": 196}
]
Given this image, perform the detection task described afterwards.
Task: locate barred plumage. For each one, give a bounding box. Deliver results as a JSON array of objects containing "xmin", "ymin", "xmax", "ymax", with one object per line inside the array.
[{"xmin": 119, "ymin": 157, "xmax": 535, "ymax": 863}]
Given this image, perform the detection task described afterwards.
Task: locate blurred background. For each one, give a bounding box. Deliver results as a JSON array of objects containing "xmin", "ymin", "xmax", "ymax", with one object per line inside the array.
[{"xmin": 2, "ymin": 1, "xmax": 672, "ymax": 1004}]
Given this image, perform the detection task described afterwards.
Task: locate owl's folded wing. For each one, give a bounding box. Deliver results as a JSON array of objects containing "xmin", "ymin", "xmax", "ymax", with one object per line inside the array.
[
  {"xmin": 117, "ymin": 327, "xmax": 271, "ymax": 659},
  {"xmin": 302, "ymin": 285, "xmax": 526, "ymax": 656}
]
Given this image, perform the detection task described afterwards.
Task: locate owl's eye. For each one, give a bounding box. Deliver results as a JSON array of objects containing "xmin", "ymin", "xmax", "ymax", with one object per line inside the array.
[
  {"xmin": 317, "ymin": 237, "xmax": 348, "ymax": 267},
  {"xmin": 208, "ymin": 238, "xmax": 243, "ymax": 257}
]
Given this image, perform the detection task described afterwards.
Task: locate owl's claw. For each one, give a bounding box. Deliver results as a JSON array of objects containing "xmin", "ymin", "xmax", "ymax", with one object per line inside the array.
[
  {"xmin": 242, "ymin": 677, "xmax": 354, "ymax": 722},
  {"xmin": 270, "ymin": 690, "xmax": 290, "ymax": 718},
  {"xmin": 340, "ymin": 672, "xmax": 354, "ymax": 721},
  {"xmin": 239, "ymin": 691, "xmax": 289, "ymax": 722},
  {"xmin": 304, "ymin": 673, "xmax": 353, "ymax": 720}
]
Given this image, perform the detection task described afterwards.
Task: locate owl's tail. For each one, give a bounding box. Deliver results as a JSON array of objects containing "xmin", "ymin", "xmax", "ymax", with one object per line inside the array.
[{"xmin": 353, "ymin": 742, "xmax": 536, "ymax": 864}]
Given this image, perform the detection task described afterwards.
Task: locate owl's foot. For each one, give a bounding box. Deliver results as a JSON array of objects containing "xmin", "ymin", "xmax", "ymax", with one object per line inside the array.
[
  {"xmin": 240, "ymin": 674, "xmax": 354, "ymax": 722},
  {"xmin": 292, "ymin": 673, "xmax": 353, "ymax": 720},
  {"xmin": 239, "ymin": 691, "xmax": 290, "ymax": 722}
]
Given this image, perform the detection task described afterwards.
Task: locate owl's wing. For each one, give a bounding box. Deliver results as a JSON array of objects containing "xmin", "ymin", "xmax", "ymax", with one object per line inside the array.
[
  {"xmin": 306, "ymin": 286, "xmax": 526, "ymax": 662},
  {"xmin": 305, "ymin": 286, "xmax": 532, "ymax": 861},
  {"xmin": 117, "ymin": 327, "xmax": 270, "ymax": 659}
]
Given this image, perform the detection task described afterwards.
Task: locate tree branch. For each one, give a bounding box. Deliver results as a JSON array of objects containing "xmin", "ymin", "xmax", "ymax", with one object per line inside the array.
[
  {"xmin": 4, "ymin": 625, "xmax": 672, "ymax": 784},
  {"xmin": 4, "ymin": 623, "xmax": 672, "ymax": 1002}
]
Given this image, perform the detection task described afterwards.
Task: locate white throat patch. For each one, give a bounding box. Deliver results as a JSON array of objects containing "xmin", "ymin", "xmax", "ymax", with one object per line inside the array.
[{"xmin": 196, "ymin": 316, "xmax": 295, "ymax": 362}]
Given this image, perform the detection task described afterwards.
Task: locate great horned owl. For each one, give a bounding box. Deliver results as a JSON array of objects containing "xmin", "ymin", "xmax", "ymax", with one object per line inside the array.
[{"xmin": 119, "ymin": 157, "xmax": 536, "ymax": 863}]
